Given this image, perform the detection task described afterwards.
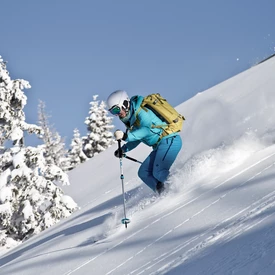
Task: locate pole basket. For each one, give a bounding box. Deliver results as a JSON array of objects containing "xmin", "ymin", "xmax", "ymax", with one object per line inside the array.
[{"xmin": 121, "ymin": 218, "xmax": 131, "ymax": 228}]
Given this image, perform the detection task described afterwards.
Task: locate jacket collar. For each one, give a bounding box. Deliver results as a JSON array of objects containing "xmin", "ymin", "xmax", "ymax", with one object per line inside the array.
[{"xmin": 120, "ymin": 95, "xmax": 143, "ymax": 128}]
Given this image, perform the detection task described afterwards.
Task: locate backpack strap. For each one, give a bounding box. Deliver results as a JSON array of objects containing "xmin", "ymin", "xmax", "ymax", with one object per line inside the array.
[
  {"xmin": 133, "ymin": 105, "xmax": 168, "ymax": 141},
  {"xmin": 133, "ymin": 105, "xmax": 146, "ymax": 127}
]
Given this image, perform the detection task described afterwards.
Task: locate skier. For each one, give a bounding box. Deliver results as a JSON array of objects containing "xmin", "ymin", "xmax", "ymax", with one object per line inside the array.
[{"xmin": 107, "ymin": 90, "xmax": 182, "ymax": 194}]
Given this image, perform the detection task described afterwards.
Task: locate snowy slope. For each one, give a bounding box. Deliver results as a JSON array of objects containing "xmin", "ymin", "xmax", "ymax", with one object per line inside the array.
[{"xmin": 0, "ymin": 56, "xmax": 275, "ymax": 275}]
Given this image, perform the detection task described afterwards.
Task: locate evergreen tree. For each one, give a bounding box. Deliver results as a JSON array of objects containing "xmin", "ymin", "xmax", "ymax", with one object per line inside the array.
[
  {"xmin": 67, "ymin": 128, "xmax": 87, "ymax": 170},
  {"xmin": 83, "ymin": 95, "xmax": 115, "ymax": 158},
  {"xmin": 0, "ymin": 56, "xmax": 78, "ymax": 248},
  {"xmin": 37, "ymin": 100, "xmax": 70, "ymax": 171},
  {"xmin": 98, "ymin": 100, "xmax": 115, "ymax": 150},
  {"xmin": 0, "ymin": 56, "xmax": 41, "ymax": 147},
  {"xmin": 0, "ymin": 145, "xmax": 78, "ymax": 246}
]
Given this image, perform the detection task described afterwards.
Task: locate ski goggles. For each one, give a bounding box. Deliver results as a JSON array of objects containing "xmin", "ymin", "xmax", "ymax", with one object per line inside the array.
[{"xmin": 109, "ymin": 105, "xmax": 122, "ymax": 115}]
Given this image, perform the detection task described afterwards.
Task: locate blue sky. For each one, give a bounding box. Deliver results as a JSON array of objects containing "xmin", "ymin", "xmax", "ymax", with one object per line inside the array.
[{"xmin": 1, "ymin": 0, "xmax": 274, "ymax": 146}]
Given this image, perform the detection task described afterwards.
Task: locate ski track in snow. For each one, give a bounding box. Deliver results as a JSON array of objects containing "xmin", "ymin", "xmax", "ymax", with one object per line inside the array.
[
  {"xmin": 117, "ymin": 159, "xmax": 275, "ymax": 275},
  {"xmin": 80, "ymin": 177, "xmax": 139, "ymax": 209},
  {"xmin": 146, "ymin": 190, "xmax": 275, "ymax": 275},
  {"xmin": 62, "ymin": 150, "xmax": 275, "ymax": 275}
]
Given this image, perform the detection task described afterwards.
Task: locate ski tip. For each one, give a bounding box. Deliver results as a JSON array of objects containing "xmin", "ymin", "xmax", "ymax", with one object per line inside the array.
[{"xmin": 121, "ymin": 218, "xmax": 131, "ymax": 225}]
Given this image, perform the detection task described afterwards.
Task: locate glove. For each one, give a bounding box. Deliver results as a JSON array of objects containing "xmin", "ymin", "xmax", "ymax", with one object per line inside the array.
[
  {"xmin": 114, "ymin": 149, "xmax": 125, "ymax": 158},
  {"xmin": 114, "ymin": 130, "xmax": 127, "ymax": 141}
]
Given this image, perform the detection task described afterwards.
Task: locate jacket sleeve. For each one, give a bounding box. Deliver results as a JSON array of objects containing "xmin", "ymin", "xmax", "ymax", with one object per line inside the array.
[{"xmin": 122, "ymin": 140, "xmax": 141, "ymax": 152}]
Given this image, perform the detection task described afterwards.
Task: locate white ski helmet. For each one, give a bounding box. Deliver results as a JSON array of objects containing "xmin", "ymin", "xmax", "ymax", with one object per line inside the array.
[{"xmin": 107, "ymin": 90, "xmax": 130, "ymax": 112}]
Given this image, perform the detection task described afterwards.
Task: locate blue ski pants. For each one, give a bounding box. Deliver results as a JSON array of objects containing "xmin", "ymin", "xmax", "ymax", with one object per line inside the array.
[{"xmin": 138, "ymin": 135, "xmax": 182, "ymax": 192}]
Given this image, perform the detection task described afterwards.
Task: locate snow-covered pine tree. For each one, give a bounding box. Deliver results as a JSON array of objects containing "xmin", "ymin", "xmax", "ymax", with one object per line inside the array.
[
  {"xmin": 67, "ymin": 128, "xmax": 87, "ymax": 170},
  {"xmin": 0, "ymin": 145, "xmax": 78, "ymax": 247},
  {"xmin": 0, "ymin": 56, "xmax": 41, "ymax": 147},
  {"xmin": 0, "ymin": 56, "xmax": 78, "ymax": 249},
  {"xmin": 98, "ymin": 99, "xmax": 115, "ymax": 149},
  {"xmin": 83, "ymin": 95, "xmax": 115, "ymax": 158},
  {"xmin": 37, "ymin": 100, "xmax": 70, "ymax": 172}
]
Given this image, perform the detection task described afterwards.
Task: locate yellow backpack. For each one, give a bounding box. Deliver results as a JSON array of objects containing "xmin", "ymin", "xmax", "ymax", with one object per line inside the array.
[{"xmin": 135, "ymin": 93, "xmax": 185, "ymax": 139}]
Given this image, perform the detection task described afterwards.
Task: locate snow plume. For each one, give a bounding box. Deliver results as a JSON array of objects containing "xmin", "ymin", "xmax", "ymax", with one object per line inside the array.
[{"xmin": 168, "ymin": 131, "xmax": 266, "ymax": 193}]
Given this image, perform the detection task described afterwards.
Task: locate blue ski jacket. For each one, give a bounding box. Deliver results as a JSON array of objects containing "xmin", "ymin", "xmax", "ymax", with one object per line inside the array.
[{"xmin": 120, "ymin": 95, "xmax": 179, "ymax": 152}]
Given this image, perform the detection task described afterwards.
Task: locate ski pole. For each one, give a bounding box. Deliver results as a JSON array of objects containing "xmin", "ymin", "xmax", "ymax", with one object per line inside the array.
[
  {"xmin": 118, "ymin": 140, "xmax": 130, "ymax": 228},
  {"xmin": 124, "ymin": 155, "xmax": 142, "ymax": 164}
]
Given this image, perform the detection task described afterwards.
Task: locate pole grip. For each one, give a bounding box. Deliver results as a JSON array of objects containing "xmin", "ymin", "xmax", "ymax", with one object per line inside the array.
[{"xmin": 118, "ymin": 140, "xmax": 123, "ymax": 158}]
